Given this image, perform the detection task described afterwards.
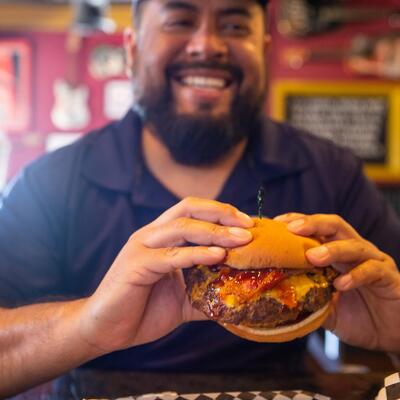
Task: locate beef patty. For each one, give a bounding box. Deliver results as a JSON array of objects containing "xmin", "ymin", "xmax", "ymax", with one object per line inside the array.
[{"xmin": 184, "ymin": 265, "xmax": 337, "ymax": 328}]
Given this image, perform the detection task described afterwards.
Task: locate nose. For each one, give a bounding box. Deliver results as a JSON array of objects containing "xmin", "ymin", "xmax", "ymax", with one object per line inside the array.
[{"xmin": 185, "ymin": 25, "xmax": 228, "ymax": 61}]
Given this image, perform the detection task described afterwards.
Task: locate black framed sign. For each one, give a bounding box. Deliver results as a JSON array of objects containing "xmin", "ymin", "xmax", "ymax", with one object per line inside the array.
[{"xmin": 271, "ymin": 80, "xmax": 400, "ymax": 183}]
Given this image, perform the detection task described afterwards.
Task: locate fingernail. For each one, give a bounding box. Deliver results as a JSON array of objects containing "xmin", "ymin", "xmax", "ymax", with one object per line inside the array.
[
  {"xmin": 274, "ymin": 214, "xmax": 288, "ymax": 221},
  {"xmin": 287, "ymin": 219, "xmax": 305, "ymax": 230},
  {"xmin": 208, "ymin": 247, "xmax": 226, "ymax": 256},
  {"xmin": 236, "ymin": 211, "xmax": 254, "ymax": 225},
  {"xmin": 308, "ymin": 246, "xmax": 329, "ymax": 259},
  {"xmin": 336, "ymin": 274, "xmax": 352, "ymax": 290},
  {"xmin": 228, "ymin": 227, "xmax": 252, "ymax": 239}
]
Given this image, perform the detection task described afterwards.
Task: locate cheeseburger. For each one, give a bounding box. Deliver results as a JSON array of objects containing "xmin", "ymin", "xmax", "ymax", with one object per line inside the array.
[{"xmin": 184, "ymin": 217, "xmax": 337, "ymax": 343}]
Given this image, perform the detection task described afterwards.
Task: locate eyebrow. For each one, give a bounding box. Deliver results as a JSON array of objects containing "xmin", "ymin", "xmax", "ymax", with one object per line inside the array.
[
  {"xmin": 162, "ymin": 2, "xmax": 252, "ymax": 18},
  {"xmin": 163, "ymin": 1, "xmax": 198, "ymax": 13},
  {"xmin": 218, "ymin": 7, "xmax": 252, "ymax": 18}
]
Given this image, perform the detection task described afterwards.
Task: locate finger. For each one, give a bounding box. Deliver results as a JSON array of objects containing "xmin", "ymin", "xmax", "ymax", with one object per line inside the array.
[
  {"xmin": 152, "ymin": 197, "xmax": 254, "ymax": 228},
  {"xmin": 182, "ymin": 303, "xmax": 209, "ymax": 323},
  {"xmin": 283, "ymin": 214, "xmax": 361, "ymax": 241},
  {"xmin": 139, "ymin": 246, "xmax": 227, "ymax": 278},
  {"xmin": 306, "ymin": 239, "xmax": 384, "ymax": 267},
  {"xmin": 142, "ymin": 217, "xmax": 252, "ymax": 248},
  {"xmin": 322, "ymin": 292, "xmax": 339, "ymax": 332},
  {"xmin": 334, "ymin": 258, "xmax": 400, "ymax": 292},
  {"xmin": 274, "ymin": 212, "xmax": 306, "ymax": 223}
]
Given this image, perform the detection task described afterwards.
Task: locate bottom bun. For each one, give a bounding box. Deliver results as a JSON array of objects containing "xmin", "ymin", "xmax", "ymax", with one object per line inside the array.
[{"xmin": 221, "ymin": 302, "xmax": 332, "ymax": 343}]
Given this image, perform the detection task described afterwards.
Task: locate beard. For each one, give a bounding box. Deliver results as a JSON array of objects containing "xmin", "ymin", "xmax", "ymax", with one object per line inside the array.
[{"xmin": 133, "ymin": 62, "xmax": 265, "ymax": 166}]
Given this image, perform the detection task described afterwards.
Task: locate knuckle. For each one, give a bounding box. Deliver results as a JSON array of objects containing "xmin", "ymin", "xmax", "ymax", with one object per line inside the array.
[
  {"xmin": 330, "ymin": 214, "xmax": 343, "ymax": 226},
  {"xmin": 386, "ymin": 254, "xmax": 396, "ymax": 267},
  {"xmin": 135, "ymin": 224, "xmax": 154, "ymax": 239},
  {"xmin": 172, "ymin": 216, "xmax": 190, "ymax": 230},
  {"xmin": 165, "ymin": 246, "xmax": 180, "ymax": 259},
  {"xmin": 290, "ymin": 212, "xmax": 305, "ymax": 218},
  {"xmin": 325, "ymin": 241, "xmax": 340, "ymax": 254},
  {"xmin": 317, "ymin": 213, "xmax": 341, "ymax": 226},
  {"xmin": 349, "ymin": 237, "xmax": 363, "ymax": 249},
  {"xmin": 375, "ymin": 264, "xmax": 384, "ymax": 280},
  {"xmin": 127, "ymin": 231, "xmax": 141, "ymax": 246},
  {"xmin": 180, "ymin": 196, "xmax": 198, "ymax": 209},
  {"xmin": 380, "ymin": 251, "xmax": 394, "ymax": 264},
  {"xmin": 131, "ymin": 223, "xmax": 154, "ymax": 243},
  {"xmin": 209, "ymin": 223, "xmax": 222, "ymax": 236},
  {"xmin": 224, "ymin": 203, "xmax": 237, "ymax": 215},
  {"xmin": 216, "ymin": 202, "xmax": 237, "ymax": 220},
  {"xmin": 127, "ymin": 232, "xmax": 136, "ymax": 243}
]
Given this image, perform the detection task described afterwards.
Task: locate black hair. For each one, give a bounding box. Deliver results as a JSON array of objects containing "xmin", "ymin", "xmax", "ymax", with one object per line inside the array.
[{"xmin": 132, "ymin": 0, "xmax": 269, "ymax": 27}]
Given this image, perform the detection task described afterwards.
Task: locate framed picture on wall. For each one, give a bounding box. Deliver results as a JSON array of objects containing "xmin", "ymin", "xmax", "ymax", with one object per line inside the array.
[
  {"xmin": 271, "ymin": 80, "xmax": 400, "ymax": 184},
  {"xmin": 0, "ymin": 39, "xmax": 31, "ymax": 133}
]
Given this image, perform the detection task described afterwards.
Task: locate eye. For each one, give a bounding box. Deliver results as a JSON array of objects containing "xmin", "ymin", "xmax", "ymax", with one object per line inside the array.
[
  {"xmin": 220, "ymin": 21, "xmax": 251, "ymax": 36},
  {"xmin": 166, "ymin": 18, "xmax": 195, "ymax": 29},
  {"xmin": 163, "ymin": 10, "xmax": 197, "ymax": 32}
]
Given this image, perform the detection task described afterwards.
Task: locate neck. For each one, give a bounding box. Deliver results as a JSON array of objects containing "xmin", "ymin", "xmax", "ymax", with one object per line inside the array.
[{"xmin": 142, "ymin": 126, "xmax": 247, "ymax": 200}]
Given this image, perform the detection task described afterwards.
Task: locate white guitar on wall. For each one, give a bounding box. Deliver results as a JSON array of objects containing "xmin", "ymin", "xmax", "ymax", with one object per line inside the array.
[{"xmin": 51, "ymin": 31, "xmax": 90, "ymax": 131}]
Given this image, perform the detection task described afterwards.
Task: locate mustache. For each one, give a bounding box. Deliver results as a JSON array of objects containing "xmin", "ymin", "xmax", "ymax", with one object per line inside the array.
[{"xmin": 166, "ymin": 61, "xmax": 243, "ymax": 82}]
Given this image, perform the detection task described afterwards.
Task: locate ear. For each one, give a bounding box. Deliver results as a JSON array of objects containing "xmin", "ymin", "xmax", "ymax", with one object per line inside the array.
[
  {"xmin": 262, "ymin": 33, "xmax": 272, "ymax": 82},
  {"xmin": 263, "ymin": 33, "xmax": 272, "ymax": 56},
  {"xmin": 124, "ymin": 27, "xmax": 137, "ymax": 78}
]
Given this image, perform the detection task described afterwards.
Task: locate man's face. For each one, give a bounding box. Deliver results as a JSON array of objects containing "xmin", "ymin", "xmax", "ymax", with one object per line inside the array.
[{"xmin": 126, "ymin": 0, "xmax": 270, "ymax": 165}]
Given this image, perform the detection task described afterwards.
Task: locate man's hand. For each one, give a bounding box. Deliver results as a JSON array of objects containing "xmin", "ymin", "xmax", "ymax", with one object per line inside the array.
[
  {"xmin": 275, "ymin": 213, "xmax": 400, "ymax": 352},
  {"xmin": 79, "ymin": 197, "xmax": 254, "ymax": 354},
  {"xmin": 0, "ymin": 198, "xmax": 253, "ymax": 397}
]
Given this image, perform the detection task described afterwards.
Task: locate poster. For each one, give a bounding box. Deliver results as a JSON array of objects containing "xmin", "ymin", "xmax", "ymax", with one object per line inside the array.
[
  {"xmin": 271, "ymin": 80, "xmax": 400, "ymax": 183},
  {"xmin": 0, "ymin": 39, "xmax": 31, "ymax": 133}
]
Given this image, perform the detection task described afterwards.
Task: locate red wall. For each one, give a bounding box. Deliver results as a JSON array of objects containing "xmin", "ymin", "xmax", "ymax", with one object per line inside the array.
[
  {"xmin": 0, "ymin": 31, "xmax": 126, "ymax": 179},
  {"xmin": 1, "ymin": 0, "xmax": 400, "ymax": 181}
]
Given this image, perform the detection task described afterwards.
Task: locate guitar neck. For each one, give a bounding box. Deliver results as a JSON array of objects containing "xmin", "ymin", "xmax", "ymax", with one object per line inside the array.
[
  {"xmin": 278, "ymin": 0, "xmax": 400, "ymax": 37},
  {"xmin": 319, "ymin": 7, "xmax": 400, "ymax": 24},
  {"xmin": 282, "ymin": 36, "xmax": 376, "ymax": 69},
  {"xmin": 65, "ymin": 31, "xmax": 83, "ymax": 87}
]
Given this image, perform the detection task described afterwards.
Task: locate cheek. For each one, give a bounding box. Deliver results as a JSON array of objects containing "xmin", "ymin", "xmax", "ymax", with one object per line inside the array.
[
  {"xmin": 136, "ymin": 36, "xmax": 184, "ymax": 84},
  {"xmin": 233, "ymin": 42, "xmax": 266, "ymax": 87},
  {"xmin": 135, "ymin": 56, "xmax": 165, "ymax": 87},
  {"xmin": 133, "ymin": 45, "xmax": 166, "ymax": 86}
]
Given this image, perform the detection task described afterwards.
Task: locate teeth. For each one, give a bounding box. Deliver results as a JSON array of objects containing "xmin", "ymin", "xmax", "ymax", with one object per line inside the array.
[{"xmin": 181, "ymin": 76, "xmax": 227, "ymax": 89}]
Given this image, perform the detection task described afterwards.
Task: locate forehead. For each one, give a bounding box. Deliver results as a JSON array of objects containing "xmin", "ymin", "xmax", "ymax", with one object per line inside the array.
[{"xmin": 145, "ymin": 0, "xmax": 261, "ymax": 14}]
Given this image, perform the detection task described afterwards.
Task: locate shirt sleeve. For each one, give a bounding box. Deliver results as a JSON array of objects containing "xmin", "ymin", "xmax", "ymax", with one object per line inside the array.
[
  {"xmin": 0, "ymin": 160, "xmax": 67, "ymax": 307},
  {"xmin": 332, "ymin": 147, "xmax": 400, "ymax": 267}
]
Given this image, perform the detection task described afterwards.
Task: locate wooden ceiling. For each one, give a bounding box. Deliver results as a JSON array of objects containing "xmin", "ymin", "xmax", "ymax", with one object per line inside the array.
[{"xmin": 0, "ymin": 1, "xmax": 132, "ymax": 32}]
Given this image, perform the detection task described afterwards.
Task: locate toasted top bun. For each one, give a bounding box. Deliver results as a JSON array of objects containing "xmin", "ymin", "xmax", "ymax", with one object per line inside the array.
[{"xmin": 225, "ymin": 217, "xmax": 320, "ymax": 270}]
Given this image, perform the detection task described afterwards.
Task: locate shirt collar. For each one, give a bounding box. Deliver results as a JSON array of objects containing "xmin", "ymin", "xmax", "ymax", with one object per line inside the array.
[
  {"xmin": 82, "ymin": 109, "xmax": 143, "ymax": 193},
  {"xmin": 82, "ymin": 110, "xmax": 311, "ymax": 202},
  {"xmin": 252, "ymin": 117, "xmax": 311, "ymax": 180}
]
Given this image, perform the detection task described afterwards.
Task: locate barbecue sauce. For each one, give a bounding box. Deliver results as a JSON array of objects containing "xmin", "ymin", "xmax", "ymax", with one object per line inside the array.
[{"xmin": 212, "ymin": 266, "xmax": 286, "ymax": 304}]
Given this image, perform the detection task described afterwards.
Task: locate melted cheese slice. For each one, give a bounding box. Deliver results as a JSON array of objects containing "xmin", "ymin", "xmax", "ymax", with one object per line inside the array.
[
  {"xmin": 191, "ymin": 266, "xmax": 329, "ymax": 309},
  {"xmin": 268, "ymin": 274, "xmax": 328, "ymax": 308},
  {"xmin": 220, "ymin": 273, "xmax": 329, "ymax": 309}
]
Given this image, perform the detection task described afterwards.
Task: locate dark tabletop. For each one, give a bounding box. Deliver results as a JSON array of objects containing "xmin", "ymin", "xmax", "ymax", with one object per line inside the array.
[{"xmin": 10, "ymin": 369, "xmax": 391, "ymax": 400}]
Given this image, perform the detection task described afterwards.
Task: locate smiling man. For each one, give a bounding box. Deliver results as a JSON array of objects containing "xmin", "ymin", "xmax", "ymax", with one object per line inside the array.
[
  {"xmin": 130, "ymin": 0, "xmax": 268, "ymax": 167},
  {"xmin": 0, "ymin": 0, "xmax": 400, "ymax": 397}
]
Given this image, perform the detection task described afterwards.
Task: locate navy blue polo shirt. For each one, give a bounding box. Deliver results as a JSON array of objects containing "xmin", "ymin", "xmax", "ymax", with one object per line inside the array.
[{"xmin": 0, "ymin": 109, "xmax": 399, "ymax": 373}]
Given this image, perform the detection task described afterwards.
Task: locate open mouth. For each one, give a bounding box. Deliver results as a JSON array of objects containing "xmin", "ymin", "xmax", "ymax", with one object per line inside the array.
[
  {"xmin": 174, "ymin": 75, "xmax": 234, "ymax": 90},
  {"xmin": 169, "ymin": 64, "xmax": 241, "ymax": 92},
  {"xmin": 168, "ymin": 65, "xmax": 242, "ymax": 109}
]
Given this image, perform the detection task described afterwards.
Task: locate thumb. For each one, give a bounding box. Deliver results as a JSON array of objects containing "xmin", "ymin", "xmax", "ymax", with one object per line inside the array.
[
  {"xmin": 322, "ymin": 293, "xmax": 339, "ymax": 332},
  {"xmin": 190, "ymin": 308, "xmax": 209, "ymax": 322},
  {"xmin": 183, "ymin": 302, "xmax": 209, "ymax": 323}
]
